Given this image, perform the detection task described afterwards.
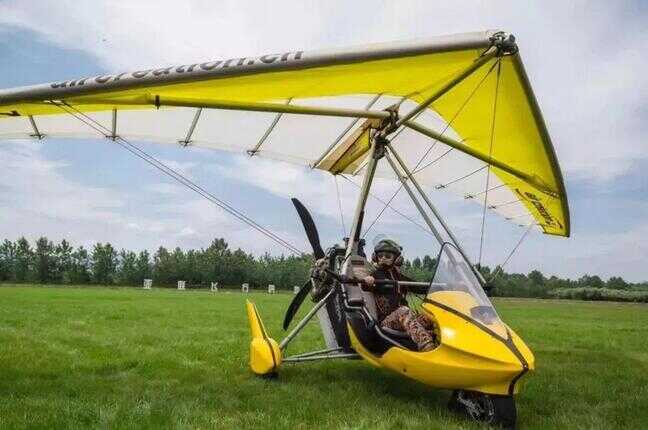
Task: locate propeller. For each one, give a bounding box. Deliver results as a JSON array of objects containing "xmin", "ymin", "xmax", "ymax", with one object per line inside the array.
[
  {"xmin": 283, "ymin": 279, "xmax": 313, "ymax": 330},
  {"xmin": 291, "ymin": 198, "xmax": 325, "ymax": 259},
  {"xmin": 283, "ymin": 198, "xmax": 326, "ymax": 330}
]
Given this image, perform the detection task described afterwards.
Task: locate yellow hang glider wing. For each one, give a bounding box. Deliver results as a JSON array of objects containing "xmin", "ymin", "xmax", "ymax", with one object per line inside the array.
[{"xmin": 0, "ymin": 30, "xmax": 569, "ymax": 236}]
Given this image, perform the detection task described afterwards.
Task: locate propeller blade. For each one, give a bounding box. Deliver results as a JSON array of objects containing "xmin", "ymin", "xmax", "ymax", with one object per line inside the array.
[
  {"xmin": 283, "ymin": 279, "xmax": 313, "ymax": 330},
  {"xmin": 291, "ymin": 198, "xmax": 325, "ymax": 259}
]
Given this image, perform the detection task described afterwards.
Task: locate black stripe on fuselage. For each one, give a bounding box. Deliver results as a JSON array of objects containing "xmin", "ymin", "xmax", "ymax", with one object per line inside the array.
[{"xmin": 422, "ymin": 298, "xmax": 528, "ymax": 395}]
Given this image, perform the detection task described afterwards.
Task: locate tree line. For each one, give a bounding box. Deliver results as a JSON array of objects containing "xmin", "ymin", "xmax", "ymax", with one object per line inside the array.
[
  {"xmin": 0, "ymin": 237, "xmax": 310, "ymax": 289},
  {"xmin": 0, "ymin": 236, "xmax": 646, "ymax": 302}
]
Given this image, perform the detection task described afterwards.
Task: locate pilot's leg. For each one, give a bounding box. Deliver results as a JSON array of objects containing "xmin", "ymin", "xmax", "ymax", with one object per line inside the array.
[
  {"xmin": 381, "ymin": 306, "xmax": 435, "ymax": 351},
  {"xmin": 380, "ymin": 305, "xmax": 410, "ymax": 331},
  {"xmin": 413, "ymin": 313, "xmax": 439, "ymax": 346}
]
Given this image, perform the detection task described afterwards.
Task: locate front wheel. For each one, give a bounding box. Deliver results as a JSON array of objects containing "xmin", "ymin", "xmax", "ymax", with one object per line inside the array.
[{"xmin": 448, "ymin": 390, "xmax": 516, "ymax": 429}]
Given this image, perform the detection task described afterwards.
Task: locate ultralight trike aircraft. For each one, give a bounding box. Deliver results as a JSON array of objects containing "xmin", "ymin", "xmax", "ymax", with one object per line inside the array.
[{"xmin": 0, "ymin": 30, "xmax": 569, "ymax": 428}]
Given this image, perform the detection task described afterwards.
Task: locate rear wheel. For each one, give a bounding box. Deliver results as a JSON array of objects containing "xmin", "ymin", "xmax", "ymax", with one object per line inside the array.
[{"xmin": 448, "ymin": 390, "xmax": 516, "ymax": 429}]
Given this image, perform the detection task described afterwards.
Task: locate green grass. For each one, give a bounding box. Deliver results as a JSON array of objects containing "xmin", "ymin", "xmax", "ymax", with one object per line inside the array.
[{"xmin": 0, "ymin": 285, "xmax": 646, "ymax": 429}]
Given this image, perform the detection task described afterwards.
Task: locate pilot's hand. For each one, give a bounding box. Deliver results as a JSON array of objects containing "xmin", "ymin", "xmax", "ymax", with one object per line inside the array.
[{"xmin": 363, "ymin": 275, "xmax": 375, "ymax": 286}]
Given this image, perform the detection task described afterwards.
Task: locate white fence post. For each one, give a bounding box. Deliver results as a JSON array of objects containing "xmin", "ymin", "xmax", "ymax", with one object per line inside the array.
[
  {"xmin": 293, "ymin": 285, "xmax": 300, "ymax": 294},
  {"xmin": 242, "ymin": 283, "xmax": 249, "ymax": 293},
  {"xmin": 211, "ymin": 282, "xmax": 219, "ymax": 292},
  {"xmin": 268, "ymin": 284, "xmax": 276, "ymax": 294},
  {"xmin": 143, "ymin": 279, "xmax": 152, "ymax": 290},
  {"xmin": 177, "ymin": 280, "xmax": 186, "ymax": 290}
]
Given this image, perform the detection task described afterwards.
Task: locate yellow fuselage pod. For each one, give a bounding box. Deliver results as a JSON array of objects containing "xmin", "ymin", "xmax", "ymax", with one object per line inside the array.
[
  {"xmin": 348, "ymin": 294, "xmax": 534, "ymax": 395},
  {"xmin": 246, "ymin": 300, "xmax": 282, "ymax": 376}
]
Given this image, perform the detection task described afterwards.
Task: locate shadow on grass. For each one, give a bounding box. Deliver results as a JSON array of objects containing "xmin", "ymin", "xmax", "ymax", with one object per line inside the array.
[{"xmin": 280, "ymin": 358, "xmax": 450, "ymax": 407}]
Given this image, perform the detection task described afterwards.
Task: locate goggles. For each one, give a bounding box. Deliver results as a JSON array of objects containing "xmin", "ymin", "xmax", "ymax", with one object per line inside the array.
[{"xmin": 376, "ymin": 251, "xmax": 396, "ymax": 260}]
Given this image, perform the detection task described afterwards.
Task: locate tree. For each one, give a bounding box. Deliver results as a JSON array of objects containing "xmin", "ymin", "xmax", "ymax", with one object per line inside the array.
[
  {"xmin": 91, "ymin": 243, "xmax": 118, "ymax": 284},
  {"xmin": 14, "ymin": 237, "xmax": 33, "ymax": 282},
  {"xmin": 422, "ymin": 255, "xmax": 436, "ymax": 272},
  {"xmin": 170, "ymin": 247, "xmax": 186, "ymax": 282},
  {"xmin": 528, "ymin": 270, "xmax": 545, "ymax": 287},
  {"xmin": 607, "ymin": 276, "xmax": 628, "ymax": 290},
  {"xmin": 117, "ymin": 249, "xmax": 139, "ymax": 285},
  {"xmin": 69, "ymin": 246, "xmax": 91, "ymax": 284},
  {"xmin": 153, "ymin": 246, "xmax": 173, "ymax": 285},
  {"xmin": 54, "ymin": 239, "xmax": 73, "ymax": 283},
  {"xmin": 0, "ymin": 239, "xmax": 16, "ymax": 281},
  {"xmin": 135, "ymin": 250, "xmax": 152, "ymax": 283},
  {"xmin": 34, "ymin": 237, "xmax": 55, "ymax": 283},
  {"xmin": 578, "ymin": 274, "xmax": 604, "ymax": 289},
  {"xmin": 203, "ymin": 238, "xmax": 230, "ymax": 283}
]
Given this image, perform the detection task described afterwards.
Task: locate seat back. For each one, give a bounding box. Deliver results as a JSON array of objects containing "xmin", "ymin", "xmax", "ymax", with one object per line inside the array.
[{"xmin": 345, "ymin": 255, "xmax": 378, "ymax": 318}]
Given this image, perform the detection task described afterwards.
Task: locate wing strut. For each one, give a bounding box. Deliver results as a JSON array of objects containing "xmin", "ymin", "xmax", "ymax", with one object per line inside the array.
[
  {"xmin": 247, "ymin": 98, "xmax": 292, "ymax": 156},
  {"xmin": 179, "ymin": 108, "xmax": 202, "ymax": 146},
  {"xmin": 27, "ymin": 115, "xmax": 44, "ymax": 140}
]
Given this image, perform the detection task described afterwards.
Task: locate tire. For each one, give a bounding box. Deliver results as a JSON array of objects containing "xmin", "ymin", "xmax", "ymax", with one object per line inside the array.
[{"xmin": 448, "ymin": 390, "xmax": 517, "ymax": 429}]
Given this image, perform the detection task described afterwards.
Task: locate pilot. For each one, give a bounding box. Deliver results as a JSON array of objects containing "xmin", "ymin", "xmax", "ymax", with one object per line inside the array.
[{"xmin": 363, "ymin": 239, "xmax": 438, "ymax": 352}]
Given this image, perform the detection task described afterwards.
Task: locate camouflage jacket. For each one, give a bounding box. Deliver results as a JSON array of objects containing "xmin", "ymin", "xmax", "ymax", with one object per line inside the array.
[{"xmin": 367, "ymin": 267, "xmax": 413, "ymax": 321}]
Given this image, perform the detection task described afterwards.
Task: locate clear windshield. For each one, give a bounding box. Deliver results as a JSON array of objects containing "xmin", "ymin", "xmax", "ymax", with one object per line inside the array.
[{"xmin": 428, "ymin": 243, "xmax": 501, "ymax": 326}]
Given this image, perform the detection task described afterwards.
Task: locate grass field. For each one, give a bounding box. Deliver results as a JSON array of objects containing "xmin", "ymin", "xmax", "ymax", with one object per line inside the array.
[{"xmin": 0, "ymin": 285, "xmax": 646, "ymax": 429}]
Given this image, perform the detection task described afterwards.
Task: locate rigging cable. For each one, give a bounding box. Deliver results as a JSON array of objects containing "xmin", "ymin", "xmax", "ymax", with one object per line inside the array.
[
  {"xmin": 489, "ymin": 222, "xmax": 535, "ymax": 283},
  {"xmin": 51, "ymin": 101, "xmax": 305, "ymax": 256},
  {"xmin": 339, "ymin": 174, "xmax": 433, "ymax": 237},
  {"xmin": 477, "ymin": 59, "xmax": 502, "ymax": 268},
  {"xmin": 362, "ymin": 58, "xmax": 501, "ymax": 239},
  {"xmin": 333, "ymin": 175, "xmax": 347, "ymax": 237}
]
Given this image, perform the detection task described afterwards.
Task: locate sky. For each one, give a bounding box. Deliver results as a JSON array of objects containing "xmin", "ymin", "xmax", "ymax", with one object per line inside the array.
[{"xmin": 0, "ymin": 1, "xmax": 647, "ymax": 282}]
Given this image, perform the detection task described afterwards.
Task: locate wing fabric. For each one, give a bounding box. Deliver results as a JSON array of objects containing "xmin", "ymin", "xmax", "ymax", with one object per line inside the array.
[{"xmin": 0, "ymin": 30, "xmax": 569, "ymax": 236}]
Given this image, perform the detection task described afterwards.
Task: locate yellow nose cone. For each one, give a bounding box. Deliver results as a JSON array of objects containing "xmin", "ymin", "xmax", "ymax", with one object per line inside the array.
[
  {"xmin": 250, "ymin": 337, "xmax": 282, "ymax": 375},
  {"xmin": 246, "ymin": 300, "xmax": 282, "ymax": 375}
]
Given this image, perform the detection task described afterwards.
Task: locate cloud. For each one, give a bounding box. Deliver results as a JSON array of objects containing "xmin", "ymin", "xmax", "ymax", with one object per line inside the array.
[
  {"xmin": 0, "ymin": 140, "xmax": 302, "ymax": 255},
  {"xmin": 0, "ymin": 140, "xmax": 124, "ymax": 222}
]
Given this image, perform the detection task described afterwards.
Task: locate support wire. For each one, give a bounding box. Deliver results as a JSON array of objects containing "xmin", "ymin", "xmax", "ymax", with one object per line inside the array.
[
  {"xmin": 477, "ymin": 60, "xmax": 502, "ymax": 267},
  {"xmin": 489, "ymin": 222, "xmax": 535, "ymax": 283},
  {"xmin": 339, "ymin": 174, "xmax": 433, "ymax": 237},
  {"xmin": 333, "ymin": 175, "xmax": 347, "ymax": 237},
  {"xmin": 51, "ymin": 101, "xmax": 305, "ymax": 256}
]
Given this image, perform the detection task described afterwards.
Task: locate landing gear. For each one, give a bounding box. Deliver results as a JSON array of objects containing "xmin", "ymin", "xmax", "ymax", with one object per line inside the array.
[{"xmin": 448, "ymin": 390, "xmax": 517, "ymax": 429}]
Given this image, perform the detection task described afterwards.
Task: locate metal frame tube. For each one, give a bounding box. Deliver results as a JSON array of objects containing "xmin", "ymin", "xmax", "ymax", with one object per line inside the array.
[
  {"xmin": 344, "ymin": 138, "xmax": 381, "ymax": 259},
  {"xmin": 286, "ymin": 347, "xmax": 343, "ymax": 359},
  {"xmin": 247, "ymin": 98, "xmax": 291, "ymax": 155},
  {"xmin": 108, "ymin": 108, "xmax": 117, "ymax": 140},
  {"xmin": 66, "ymin": 95, "xmax": 391, "ymax": 121},
  {"xmin": 283, "ymin": 353, "xmax": 359, "ymax": 363},
  {"xmin": 156, "ymin": 95, "xmax": 391, "ymax": 120},
  {"xmin": 27, "ymin": 115, "xmax": 43, "ymax": 139},
  {"xmin": 279, "ymin": 287, "xmax": 335, "ymax": 351},
  {"xmin": 387, "ymin": 144, "xmax": 487, "ymax": 284},
  {"xmin": 180, "ymin": 107, "xmax": 202, "ymax": 146}
]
